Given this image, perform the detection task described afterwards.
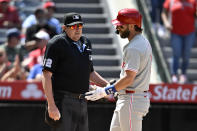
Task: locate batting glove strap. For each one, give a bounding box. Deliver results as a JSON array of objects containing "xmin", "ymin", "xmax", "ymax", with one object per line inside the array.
[{"xmin": 104, "ymin": 85, "xmax": 117, "ymax": 95}]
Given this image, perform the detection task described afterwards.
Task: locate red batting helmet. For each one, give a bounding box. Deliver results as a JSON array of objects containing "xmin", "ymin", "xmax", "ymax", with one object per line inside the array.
[{"xmin": 112, "ymin": 8, "xmax": 142, "ymax": 28}]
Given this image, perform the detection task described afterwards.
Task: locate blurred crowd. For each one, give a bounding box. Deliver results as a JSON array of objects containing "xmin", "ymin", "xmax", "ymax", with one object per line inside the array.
[
  {"xmin": 0, "ymin": 0, "xmax": 61, "ymax": 82},
  {"xmin": 0, "ymin": 0, "xmax": 196, "ymax": 84},
  {"xmin": 147, "ymin": 0, "xmax": 197, "ymax": 84}
]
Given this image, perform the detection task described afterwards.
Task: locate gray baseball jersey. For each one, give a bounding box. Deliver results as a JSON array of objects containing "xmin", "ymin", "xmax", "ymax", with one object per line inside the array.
[
  {"xmin": 110, "ymin": 34, "xmax": 152, "ymax": 131},
  {"xmin": 120, "ymin": 34, "xmax": 152, "ymax": 91}
]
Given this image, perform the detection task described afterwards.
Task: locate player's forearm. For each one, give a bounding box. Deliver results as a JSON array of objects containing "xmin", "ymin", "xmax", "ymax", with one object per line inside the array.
[
  {"xmin": 114, "ymin": 70, "xmax": 136, "ymax": 91},
  {"xmin": 90, "ymin": 71, "xmax": 109, "ymax": 87},
  {"xmin": 42, "ymin": 71, "xmax": 55, "ymax": 106},
  {"xmin": 114, "ymin": 75, "xmax": 134, "ymax": 91}
]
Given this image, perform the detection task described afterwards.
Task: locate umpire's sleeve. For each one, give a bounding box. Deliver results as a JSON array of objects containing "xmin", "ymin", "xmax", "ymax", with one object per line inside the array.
[{"xmin": 43, "ymin": 40, "xmax": 59, "ymax": 73}]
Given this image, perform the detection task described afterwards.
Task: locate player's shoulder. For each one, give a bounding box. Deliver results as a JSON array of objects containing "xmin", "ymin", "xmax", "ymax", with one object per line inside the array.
[
  {"xmin": 127, "ymin": 35, "xmax": 150, "ymax": 52},
  {"xmin": 133, "ymin": 34, "xmax": 149, "ymax": 45}
]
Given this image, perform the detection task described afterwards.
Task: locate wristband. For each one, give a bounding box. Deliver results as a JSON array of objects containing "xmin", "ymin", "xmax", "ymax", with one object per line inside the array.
[{"xmin": 104, "ymin": 85, "xmax": 117, "ymax": 95}]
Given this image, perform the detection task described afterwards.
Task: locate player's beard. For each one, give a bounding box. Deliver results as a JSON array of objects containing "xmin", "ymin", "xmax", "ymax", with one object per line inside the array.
[{"xmin": 120, "ymin": 28, "xmax": 130, "ymax": 38}]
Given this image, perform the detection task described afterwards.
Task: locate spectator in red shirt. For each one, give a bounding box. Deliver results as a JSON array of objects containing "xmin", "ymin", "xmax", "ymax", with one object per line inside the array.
[
  {"xmin": 43, "ymin": 1, "xmax": 61, "ymax": 34},
  {"xmin": 161, "ymin": 0, "xmax": 197, "ymax": 84},
  {"xmin": 0, "ymin": 0, "xmax": 21, "ymax": 28}
]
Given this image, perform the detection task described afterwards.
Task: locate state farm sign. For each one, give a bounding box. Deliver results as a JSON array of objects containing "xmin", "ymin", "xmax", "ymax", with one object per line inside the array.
[
  {"xmin": 149, "ymin": 84, "xmax": 197, "ymax": 103},
  {"xmin": 0, "ymin": 81, "xmax": 45, "ymax": 101},
  {"xmin": 1, "ymin": 81, "xmax": 197, "ymax": 103},
  {"xmin": 0, "ymin": 86, "xmax": 12, "ymax": 98}
]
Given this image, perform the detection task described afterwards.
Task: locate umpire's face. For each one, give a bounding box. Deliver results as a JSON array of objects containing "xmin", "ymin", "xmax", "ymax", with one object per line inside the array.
[{"xmin": 62, "ymin": 24, "xmax": 83, "ymax": 41}]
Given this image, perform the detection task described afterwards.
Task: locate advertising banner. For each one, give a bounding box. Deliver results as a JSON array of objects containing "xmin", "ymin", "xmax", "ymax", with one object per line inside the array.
[
  {"xmin": 149, "ymin": 84, "xmax": 197, "ymax": 103},
  {"xmin": 0, "ymin": 81, "xmax": 45, "ymax": 101},
  {"xmin": 1, "ymin": 82, "xmax": 197, "ymax": 103}
]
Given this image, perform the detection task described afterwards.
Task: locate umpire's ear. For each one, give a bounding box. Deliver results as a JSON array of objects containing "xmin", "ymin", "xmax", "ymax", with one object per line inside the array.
[{"xmin": 62, "ymin": 25, "xmax": 66, "ymax": 31}]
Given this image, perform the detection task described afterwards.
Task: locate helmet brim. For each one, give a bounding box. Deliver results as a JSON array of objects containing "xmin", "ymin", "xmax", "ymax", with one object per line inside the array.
[{"xmin": 112, "ymin": 19, "xmax": 124, "ymax": 26}]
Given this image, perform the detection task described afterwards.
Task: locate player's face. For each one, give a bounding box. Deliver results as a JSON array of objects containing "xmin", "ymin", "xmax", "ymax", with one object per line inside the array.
[
  {"xmin": 116, "ymin": 24, "xmax": 130, "ymax": 38},
  {"xmin": 64, "ymin": 24, "xmax": 83, "ymax": 41}
]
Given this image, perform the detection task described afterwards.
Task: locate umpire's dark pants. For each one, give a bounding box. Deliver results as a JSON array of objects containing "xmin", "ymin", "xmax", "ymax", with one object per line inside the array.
[{"xmin": 52, "ymin": 94, "xmax": 89, "ymax": 131}]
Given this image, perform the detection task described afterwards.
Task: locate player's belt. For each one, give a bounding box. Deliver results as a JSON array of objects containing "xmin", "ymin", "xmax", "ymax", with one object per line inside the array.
[
  {"xmin": 55, "ymin": 90, "xmax": 86, "ymax": 99},
  {"xmin": 125, "ymin": 90, "xmax": 148, "ymax": 94}
]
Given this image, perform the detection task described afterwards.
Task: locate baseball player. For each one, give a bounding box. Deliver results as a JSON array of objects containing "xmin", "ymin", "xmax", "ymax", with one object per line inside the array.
[{"xmin": 85, "ymin": 8, "xmax": 152, "ymax": 131}]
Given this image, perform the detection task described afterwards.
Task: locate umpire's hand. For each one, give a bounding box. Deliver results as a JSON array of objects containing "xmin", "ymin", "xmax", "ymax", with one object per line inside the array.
[
  {"xmin": 85, "ymin": 86, "xmax": 107, "ymax": 101},
  {"xmin": 48, "ymin": 104, "xmax": 61, "ymax": 121}
]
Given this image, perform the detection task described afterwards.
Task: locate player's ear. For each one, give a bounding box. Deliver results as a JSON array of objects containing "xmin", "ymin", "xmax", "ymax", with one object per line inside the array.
[
  {"xmin": 128, "ymin": 24, "xmax": 133, "ymax": 29},
  {"xmin": 128, "ymin": 24, "xmax": 135, "ymax": 31}
]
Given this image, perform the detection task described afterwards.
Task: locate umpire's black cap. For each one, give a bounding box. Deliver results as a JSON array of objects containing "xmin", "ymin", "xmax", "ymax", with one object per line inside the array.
[{"xmin": 63, "ymin": 12, "xmax": 83, "ymax": 26}]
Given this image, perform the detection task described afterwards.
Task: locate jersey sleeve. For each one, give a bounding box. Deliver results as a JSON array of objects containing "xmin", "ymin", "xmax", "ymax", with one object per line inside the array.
[
  {"xmin": 124, "ymin": 48, "xmax": 140, "ymax": 73},
  {"xmin": 42, "ymin": 40, "xmax": 59, "ymax": 73}
]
